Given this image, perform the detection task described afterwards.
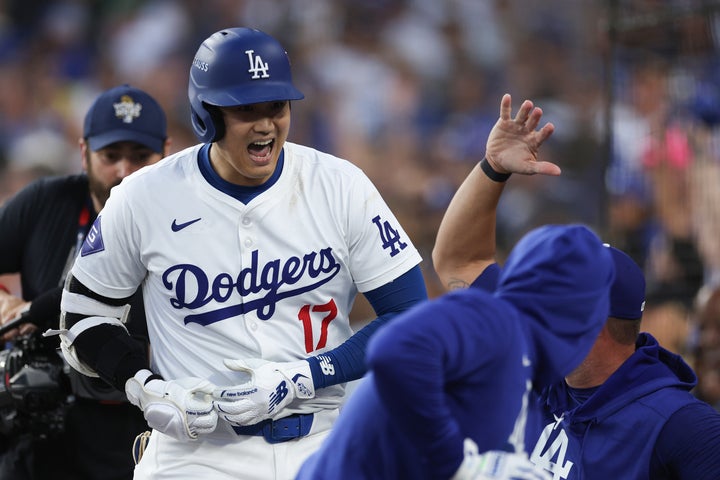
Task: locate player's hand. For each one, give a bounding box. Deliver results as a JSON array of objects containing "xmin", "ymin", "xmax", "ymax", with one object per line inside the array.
[
  {"xmin": 213, "ymin": 358, "xmax": 315, "ymax": 426},
  {"xmin": 451, "ymin": 439, "xmax": 551, "ymax": 480},
  {"xmin": 125, "ymin": 369, "xmax": 218, "ymax": 442},
  {"xmin": 484, "ymin": 93, "xmax": 560, "ymax": 177}
]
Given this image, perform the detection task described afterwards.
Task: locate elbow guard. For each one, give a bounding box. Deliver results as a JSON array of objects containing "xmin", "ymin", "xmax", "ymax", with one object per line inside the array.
[{"xmin": 44, "ymin": 275, "xmax": 131, "ymax": 378}]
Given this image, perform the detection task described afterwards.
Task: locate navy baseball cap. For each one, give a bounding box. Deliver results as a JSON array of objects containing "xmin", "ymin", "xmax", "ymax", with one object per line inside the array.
[
  {"xmin": 606, "ymin": 245, "xmax": 646, "ymax": 320},
  {"xmin": 83, "ymin": 84, "xmax": 167, "ymax": 153}
]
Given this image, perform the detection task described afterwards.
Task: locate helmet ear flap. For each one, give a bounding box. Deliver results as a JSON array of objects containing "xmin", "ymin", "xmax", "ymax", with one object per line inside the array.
[
  {"xmin": 190, "ymin": 103, "xmax": 225, "ymax": 143},
  {"xmin": 206, "ymin": 105, "xmax": 225, "ymax": 142}
]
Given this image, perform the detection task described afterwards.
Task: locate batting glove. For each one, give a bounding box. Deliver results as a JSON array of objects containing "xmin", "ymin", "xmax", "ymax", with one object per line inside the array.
[
  {"xmin": 125, "ymin": 369, "xmax": 218, "ymax": 442},
  {"xmin": 451, "ymin": 439, "xmax": 551, "ymax": 480},
  {"xmin": 213, "ymin": 358, "xmax": 315, "ymax": 426}
]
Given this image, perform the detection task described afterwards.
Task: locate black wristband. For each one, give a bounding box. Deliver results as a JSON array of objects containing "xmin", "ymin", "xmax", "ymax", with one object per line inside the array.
[{"xmin": 480, "ymin": 158, "xmax": 511, "ymax": 182}]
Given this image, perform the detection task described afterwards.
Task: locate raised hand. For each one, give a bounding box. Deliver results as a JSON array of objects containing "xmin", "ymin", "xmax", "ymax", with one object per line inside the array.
[{"xmin": 485, "ymin": 93, "xmax": 560, "ymax": 177}]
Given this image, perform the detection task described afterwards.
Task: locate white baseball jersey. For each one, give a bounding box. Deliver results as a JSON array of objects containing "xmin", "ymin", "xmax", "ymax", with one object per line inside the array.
[{"xmin": 70, "ymin": 141, "xmax": 421, "ymax": 423}]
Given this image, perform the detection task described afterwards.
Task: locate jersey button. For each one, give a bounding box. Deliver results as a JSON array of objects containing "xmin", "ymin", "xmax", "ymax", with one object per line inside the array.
[
  {"xmin": 249, "ymin": 322, "xmax": 258, "ymax": 330},
  {"xmin": 242, "ymin": 217, "xmax": 251, "ymax": 226},
  {"xmin": 244, "ymin": 238, "xmax": 253, "ymax": 247}
]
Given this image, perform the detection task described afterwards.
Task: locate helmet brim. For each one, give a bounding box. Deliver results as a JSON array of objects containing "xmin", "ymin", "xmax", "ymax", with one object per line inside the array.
[{"xmin": 200, "ymin": 82, "xmax": 305, "ymax": 107}]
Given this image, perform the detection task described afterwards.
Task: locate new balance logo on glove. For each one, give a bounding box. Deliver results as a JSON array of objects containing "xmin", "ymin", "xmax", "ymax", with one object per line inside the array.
[{"xmin": 268, "ymin": 382, "xmax": 290, "ymax": 414}]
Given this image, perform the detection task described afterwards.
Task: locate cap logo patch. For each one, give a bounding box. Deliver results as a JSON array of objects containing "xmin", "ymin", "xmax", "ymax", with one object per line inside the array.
[
  {"xmin": 114, "ymin": 95, "xmax": 143, "ymax": 124},
  {"xmin": 245, "ymin": 49, "xmax": 270, "ymax": 79}
]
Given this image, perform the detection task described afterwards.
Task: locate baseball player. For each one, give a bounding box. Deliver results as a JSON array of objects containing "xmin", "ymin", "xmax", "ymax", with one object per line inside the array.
[{"xmin": 51, "ymin": 27, "xmax": 426, "ymax": 479}]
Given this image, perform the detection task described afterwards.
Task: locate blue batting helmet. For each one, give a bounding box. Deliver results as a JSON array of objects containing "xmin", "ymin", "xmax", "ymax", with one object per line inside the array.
[{"xmin": 188, "ymin": 28, "xmax": 305, "ymax": 143}]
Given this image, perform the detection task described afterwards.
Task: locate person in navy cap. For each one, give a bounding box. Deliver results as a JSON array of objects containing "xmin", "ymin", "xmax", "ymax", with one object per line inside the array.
[
  {"xmin": 517, "ymin": 244, "xmax": 720, "ymax": 480},
  {"xmin": 81, "ymin": 84, "xmax": 169, "ymax": 212},
  {"xmin": 0, "ymin": 84, "xmax": 169, "ymax": 479}
]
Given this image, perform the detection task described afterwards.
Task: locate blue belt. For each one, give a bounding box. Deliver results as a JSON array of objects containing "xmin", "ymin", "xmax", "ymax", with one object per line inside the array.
[{"xmin": 231, "ymin": 413, "xmax": 314, "ymax": 444}]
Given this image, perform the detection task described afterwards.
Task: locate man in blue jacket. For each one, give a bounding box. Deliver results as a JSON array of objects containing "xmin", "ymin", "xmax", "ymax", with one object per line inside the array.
[
  {"xmin": 298, "ymin": 221, "xmax": 613, "ymax": 480},
  {"xmin": 432, "ymin": 93, "xmax": 720, "ymax": 479}
]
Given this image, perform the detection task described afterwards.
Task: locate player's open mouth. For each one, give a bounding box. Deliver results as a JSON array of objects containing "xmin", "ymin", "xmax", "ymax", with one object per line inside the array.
[{"xmin": 248, "ymin": 139, "xmax": 274, "ymax": 162}]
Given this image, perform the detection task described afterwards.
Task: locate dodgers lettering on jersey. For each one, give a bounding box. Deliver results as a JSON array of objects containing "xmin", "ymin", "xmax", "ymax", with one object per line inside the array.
[
  {"xmin": 162, "ymin": 248, "xmax": 342, "ymax": 324},
  {"xmin": 70, "ymin": 142, "xmax": 422, "ymax": 426}
]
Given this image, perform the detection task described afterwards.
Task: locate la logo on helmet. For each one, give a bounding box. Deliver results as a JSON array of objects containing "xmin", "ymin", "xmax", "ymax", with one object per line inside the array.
[{"xmin": 245, "ymin": 50, "xmax": 270, "ymax": 79}]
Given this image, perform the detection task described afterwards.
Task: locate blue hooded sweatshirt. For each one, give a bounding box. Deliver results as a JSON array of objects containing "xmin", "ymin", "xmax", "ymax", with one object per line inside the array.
[
  {"xmin": 529, "ymin": 332, "xmax": 720, "ymax": 479},
  {"xmin": 296, "ymin": 224, "xmax": 615, "ymax": 480}
]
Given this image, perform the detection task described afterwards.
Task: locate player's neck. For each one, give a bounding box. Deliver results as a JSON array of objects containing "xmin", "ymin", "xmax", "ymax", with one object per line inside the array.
[{"xmin": 565, "ymin": 342, "xmax": 633, "ymax": 388}]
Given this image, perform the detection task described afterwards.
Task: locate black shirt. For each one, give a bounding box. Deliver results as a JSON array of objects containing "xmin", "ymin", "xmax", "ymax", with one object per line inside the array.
[
  {"xmin": 0, "ymin": 174, "xmax": 90, "ymax": 298},
  {"xmin": 0, "ymin": 173, "xmax": 148, "ymax": 339}
]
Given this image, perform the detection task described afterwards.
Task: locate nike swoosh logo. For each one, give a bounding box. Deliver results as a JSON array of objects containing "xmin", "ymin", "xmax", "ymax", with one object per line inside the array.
[{"xmin": 171, "ymin": 218, "xmax": 202, "ymax": 232}]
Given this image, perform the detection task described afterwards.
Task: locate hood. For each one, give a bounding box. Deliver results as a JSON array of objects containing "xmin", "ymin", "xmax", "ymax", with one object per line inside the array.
[
  {"xmin": 495, "ymin": 224, "xmax": 614, "ymax": 388},
  {"xmin": 557, "ymin": 332, "xmax": 697, "ymax": 423}
]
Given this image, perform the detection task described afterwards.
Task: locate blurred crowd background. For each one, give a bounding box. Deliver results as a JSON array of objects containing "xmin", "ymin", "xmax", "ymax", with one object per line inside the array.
[{"xmin": 0, "ymin": 0, "xmax": 719, "ymax": 409}]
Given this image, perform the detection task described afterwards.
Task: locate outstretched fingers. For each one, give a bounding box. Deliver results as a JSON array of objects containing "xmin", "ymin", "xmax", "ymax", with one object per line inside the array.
[
  {"xmin": 537, "ymin": 122, "xmax": 555, "ymax": 144},
  {"xmin": 499, "ymin": 93, "xmax": 513, "ymax": 120},
  {"xmin": 514, "ymin": 100, "xmax": 534, "ymax": 126},
  {"xmin": 525, "ymin": 107, "xmax": 543, "ymax": 131},
  {"xmin": 528, "ymin": 123, "xmax": 559, "ymax": 175},
  {"xmin": 490, "ymin": 93, "xmax": 560, "ymax": 176},
  {"xmin": 501, "ymin": 92, "xmax": 552, "ymax": 135},
  {"xmin": 532, "ymin": 160, "xmax": 562, "ymax": 176}
]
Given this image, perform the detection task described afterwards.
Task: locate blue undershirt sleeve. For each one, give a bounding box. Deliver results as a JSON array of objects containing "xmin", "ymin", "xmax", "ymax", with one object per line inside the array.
[{"xmin": 307, "ymin": 265, "xmax": 427, "ymax": 389}]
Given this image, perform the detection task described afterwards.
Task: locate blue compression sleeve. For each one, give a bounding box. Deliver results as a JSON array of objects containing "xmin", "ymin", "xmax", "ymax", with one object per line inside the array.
[{"xmin": 307, "ymin": 265, "xmax": 427, "ymax": 389}]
